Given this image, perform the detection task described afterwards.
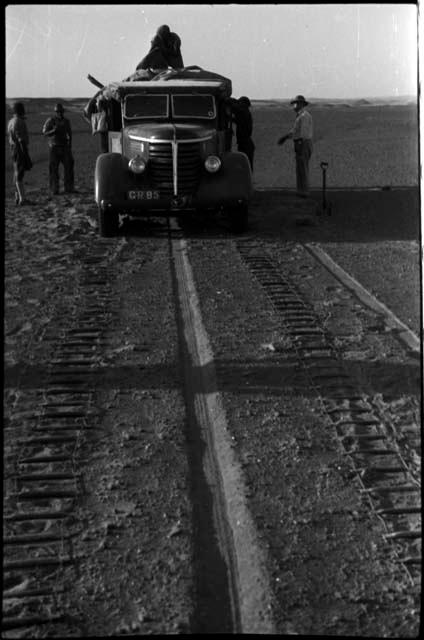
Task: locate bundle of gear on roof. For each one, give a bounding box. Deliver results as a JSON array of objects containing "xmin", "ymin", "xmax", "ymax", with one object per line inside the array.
[
  {"xmin": 83, "ymin": 25, "xmax": 232, "ymax": 122},
  {"xmin": 135, "ymin": 24, "xmax": 184, "ymax": 71}
]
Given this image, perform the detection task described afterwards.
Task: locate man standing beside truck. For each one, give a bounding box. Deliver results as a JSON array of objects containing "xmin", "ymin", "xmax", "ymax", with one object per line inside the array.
[
  {"xmin": 42, "ymin": 103, "xmax": 75, "ymax": 195},
  {"xmin": 277, "ymin": 94, "xmax": 313, "ymax": 197},
  {"xmin": 90, "ymin": 97, "xmax": 110, "ymax": 154},
  {"xmin": 228, "ymin": 96, "xmax": 255, "ymax": 171}
]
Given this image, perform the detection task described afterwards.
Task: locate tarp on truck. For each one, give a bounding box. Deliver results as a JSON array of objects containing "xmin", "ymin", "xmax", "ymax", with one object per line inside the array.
[
  {"xmin": 84, "ymin": 66, "xmax": 232, "ymax": 123},
  {"xmin": 103, "ymin": 66, "xmax": 232, "ymax": 100}
]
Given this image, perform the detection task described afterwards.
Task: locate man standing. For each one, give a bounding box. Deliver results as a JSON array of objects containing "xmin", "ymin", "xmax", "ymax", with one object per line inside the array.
[
  {"xmin": 91, "ymin": 97, "xmax": 109, "ymax": 154},
  {"xmin": 229, "ymin": 96, "xmax": 255, "ymax": 171},
  {"xmin": 7, "ymin": 101, "xmax": 32, "ymax": 205},
  {"xmin": 42, "ymin": 103, "xmax": 75, "ymax": 195},
  {"xmin": 277, "ymin": 95, "xmax": 313, "ymax": 197}
]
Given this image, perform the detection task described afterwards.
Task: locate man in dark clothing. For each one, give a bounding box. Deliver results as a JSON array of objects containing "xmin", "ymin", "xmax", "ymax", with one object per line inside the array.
[
  {"xmin": 136, "ymin": 25, "xmax": 184, "ymax": 70},
  {"xmin": 42, "ymin": 103, "xmax": 74, "ymax": 194},
  {"xmin": 165, "ymin": 31, "xmax": 184, "ymax": 68},
  {"xmin": 136, "ymin": 44, "xmax": 168, "ymax": 71},
  {"xmin": 229, "ymin": 96, "xmax": 255, "ymax": 171}
]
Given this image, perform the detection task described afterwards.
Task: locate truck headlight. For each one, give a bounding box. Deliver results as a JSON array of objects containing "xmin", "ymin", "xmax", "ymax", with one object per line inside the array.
[
  {"xmin": 128, "ymin": 155, "xmax": 146, "ymax": 174},
  {"xmin": 204, "ymin": 155, "xmax": 221, "ymax": 173}
]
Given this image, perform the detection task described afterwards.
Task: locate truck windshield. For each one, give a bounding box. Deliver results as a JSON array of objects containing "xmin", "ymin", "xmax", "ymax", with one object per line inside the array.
[
  {"xmin": 124, "ymin": 94, "xmax": 168, "ymax": 119},
  {"xmin": 172, "ymin": 94, "xmax": 216, "ymax": 119}
]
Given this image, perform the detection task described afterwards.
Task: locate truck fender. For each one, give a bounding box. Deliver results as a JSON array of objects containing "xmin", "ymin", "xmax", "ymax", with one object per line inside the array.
[
  {"xmin": 196, "ymin": 150, "xmax": 253, "ymax": 207},
  {"xmin": 220, "ymin": 151, "xmax": 253, "ymax": 198},
  {"xmin": 95, "ymin": 153, "xmax": 128, "ymax": 205}
]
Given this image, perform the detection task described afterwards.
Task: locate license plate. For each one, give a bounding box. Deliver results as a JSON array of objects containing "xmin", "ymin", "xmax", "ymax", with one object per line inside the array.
[{"xmin": 127, "ymin": 190, "xmax": 160, "ymax": 201}]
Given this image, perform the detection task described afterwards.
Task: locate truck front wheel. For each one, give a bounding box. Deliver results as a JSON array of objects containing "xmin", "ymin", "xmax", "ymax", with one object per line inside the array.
[{"xmin": 98, "ymin": 205, "xmax": 119, "ymax": 237}]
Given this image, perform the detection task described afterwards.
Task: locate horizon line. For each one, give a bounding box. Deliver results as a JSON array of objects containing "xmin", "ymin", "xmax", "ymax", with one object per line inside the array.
[{"xmin": 5, "ymin": 94, "xmax": 417, "ymax": 102}]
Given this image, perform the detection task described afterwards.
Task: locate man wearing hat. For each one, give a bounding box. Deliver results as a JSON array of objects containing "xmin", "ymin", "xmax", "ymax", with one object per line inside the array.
[
  {"xmin": 42, "ymin": 103, "xmax": 75, "ymax": 195},
  {"xmin": 277, "ymin": 95, "xmax": 313, "ymax": 197}
]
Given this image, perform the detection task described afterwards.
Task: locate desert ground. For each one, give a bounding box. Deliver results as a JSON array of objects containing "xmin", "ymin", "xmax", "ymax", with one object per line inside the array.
[
  {"xmin": 5, "ymin": 96, "xmax": 420, "ymax": 332},
  {"xmin": 3, "ymin": 96, "xmax": 421, "ymax": 636}
]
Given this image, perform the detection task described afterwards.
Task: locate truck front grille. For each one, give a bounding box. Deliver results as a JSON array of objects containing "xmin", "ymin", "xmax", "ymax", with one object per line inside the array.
[
  {"xmin": 149, "ymin": 141, "xmax": 202, "ymax": 196},
  {"xmin": 128, "ymin": 139, "xmax": 143, "ymax": 157}
]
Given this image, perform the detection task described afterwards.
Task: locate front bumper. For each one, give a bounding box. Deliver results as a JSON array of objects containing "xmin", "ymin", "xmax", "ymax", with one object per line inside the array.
[
  {"xmin": 99, "ymin": 191, "xmax": 248, "ymax": 217},
  {"xmin": 96, "ymin": 151, "xmax": 252, "ymax": 215},
  {"xmin": 100, "ymin": 194, "xmax": 196, "ymax": 215}
]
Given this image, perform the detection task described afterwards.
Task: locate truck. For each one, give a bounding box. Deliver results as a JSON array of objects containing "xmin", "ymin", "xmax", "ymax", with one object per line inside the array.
[{"xmin": 90, "ymin": 67, "xmax": 253, "ymax": 236}]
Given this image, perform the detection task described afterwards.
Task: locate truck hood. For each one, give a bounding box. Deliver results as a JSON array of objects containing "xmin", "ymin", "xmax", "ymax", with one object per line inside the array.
[{"xmin": 125, "ymin": 122, "xmax": 215, "ymax": 143}]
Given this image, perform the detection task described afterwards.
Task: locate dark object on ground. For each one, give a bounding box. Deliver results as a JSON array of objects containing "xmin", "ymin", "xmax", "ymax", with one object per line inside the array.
[{"xmin": 319, "ymin": 161, "xmax": 332, "ymax": 215}]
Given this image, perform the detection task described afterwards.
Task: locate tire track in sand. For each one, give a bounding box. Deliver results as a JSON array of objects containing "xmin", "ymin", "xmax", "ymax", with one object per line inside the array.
[{"xmin": 169, "ymin": 219, "xmax": 275, "ymax": 633}]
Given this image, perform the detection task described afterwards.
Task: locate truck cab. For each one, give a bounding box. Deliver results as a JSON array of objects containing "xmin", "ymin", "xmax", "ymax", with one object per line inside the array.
[{"xmin": 94, "ymin": 67, "xmax": 253, "ymax": 236}]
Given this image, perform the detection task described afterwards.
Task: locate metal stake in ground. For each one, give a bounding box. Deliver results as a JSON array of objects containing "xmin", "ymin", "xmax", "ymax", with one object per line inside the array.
[{"xmin": 320, "ymin": 161, "xmax": 331, "ymax": 215}]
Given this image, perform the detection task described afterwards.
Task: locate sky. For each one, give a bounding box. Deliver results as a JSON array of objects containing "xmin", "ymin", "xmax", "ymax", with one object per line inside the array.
[{"xmin": 5, "ymin": 3, "xmax": 418, "ymax": 100}]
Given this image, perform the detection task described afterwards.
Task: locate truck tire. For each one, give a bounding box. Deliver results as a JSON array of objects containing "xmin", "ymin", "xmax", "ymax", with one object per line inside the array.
[
  {"xmin": 229, "ymin": 204, "xmax": 248, "ymax": 233},
  {"xmin": 95, "ymin": 153, "xmax": 124, "ymax": 237},
  {"xmin": 98, "ymin": 205, "xmax": 119, "ymax": 237}
]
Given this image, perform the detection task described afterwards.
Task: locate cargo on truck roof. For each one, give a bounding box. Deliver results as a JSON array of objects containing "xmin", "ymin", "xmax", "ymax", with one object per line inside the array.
[{"xmin": 88, "ymin": 66, "xmax": 232, "ymax": 103}]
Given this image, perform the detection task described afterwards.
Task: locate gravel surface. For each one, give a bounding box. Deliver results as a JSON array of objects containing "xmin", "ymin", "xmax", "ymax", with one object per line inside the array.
[
  {"xmin": 246, "ymin": 188, "xmax": 421, "ymax": 335},
  {"xmin": 3, "ymin": 99, "xmax": 421, "ymax": 636},
  {"xmin": 186, "ymin": 234, "xmax": 420, "ymax": 636},
  {"xmin": 61, "ymin": 234, "xmax": 194, "ymax": 636},
  {"xmin": 317, "ymin": 241, "xmax": 421, "ymax": 336},
  {"xmin": 4, "ymin": 203, "xmax": 196, "ymax": 634}
]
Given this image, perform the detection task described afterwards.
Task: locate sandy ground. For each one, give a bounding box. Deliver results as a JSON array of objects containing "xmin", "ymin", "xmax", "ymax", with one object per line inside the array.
[
  {"xmin": 3, "ymin": 99, "xmax": 421, "ymax": 636},
  {"xmin": 185, "ymin": 234, "xmax": 421, "ymax": 636}
]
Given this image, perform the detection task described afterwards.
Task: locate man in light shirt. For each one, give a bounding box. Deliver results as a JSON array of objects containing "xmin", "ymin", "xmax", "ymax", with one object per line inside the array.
[
  {"xmin": 278, "ymin": 94, "xmax": 313, "ymax": 197},
  {"xmin": 7, "ymin": 101, "xmax": 32, "ymax": 205}
]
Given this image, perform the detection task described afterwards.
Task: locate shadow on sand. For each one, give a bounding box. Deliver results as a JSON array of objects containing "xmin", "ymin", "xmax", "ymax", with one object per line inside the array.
[
  {"xmin": 117, "ymin": 187, "xmax": 420, "ymax": 243},
  {"xmin": 5, "ymin": 354, "xmax": 420, "ymax": 399}
]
